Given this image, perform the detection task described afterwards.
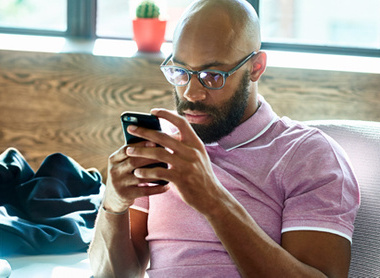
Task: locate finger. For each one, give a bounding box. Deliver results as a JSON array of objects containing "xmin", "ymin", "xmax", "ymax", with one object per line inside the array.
[
  {"xmin": 109, "ymin": 159, "xmax": 166, "ymax": 189},
  {"xmin": 126, "ymin": 125, "xmax": 176, "ymax": 151},
  {"xmin": 109, "ymin": 145, "xmax": 129, "ymax": 164},
  {"xmin": 127, "ymin": 125, "xmax": 203, "ymax": 165},
  {"xmin": 126, "ymin": 146, "xmax": 170, "ymax": 172},
  {"xmin": 109, "ymin": 150, "xmax": 161, "ymax": 187},
  {"xmin": 109, "ymin": 141, "xmax": 156, "ymax": 164},
  {"xmin": 133, "ymin": 166, "xmax": 169, "ymax": 184},
  {"xmin": 111, "ymin": 155, "xmax": 164, "ymax": 185},
  {"xmin": 126, "ymin": 110, "xmax": 199, "ymax": 149},
  {"xmin": 151, "ymin": 109, "xmax": 203, "ymax": 146},
  {"xmin": 126, "ymin": 144, "xmax": 168, "ymax": 159}
]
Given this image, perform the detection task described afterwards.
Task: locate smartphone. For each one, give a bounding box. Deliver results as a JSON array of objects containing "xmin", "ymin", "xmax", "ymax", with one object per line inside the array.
[{"xmin": 121, "ymin": 111, "xmax": 168, "ymax": 185}]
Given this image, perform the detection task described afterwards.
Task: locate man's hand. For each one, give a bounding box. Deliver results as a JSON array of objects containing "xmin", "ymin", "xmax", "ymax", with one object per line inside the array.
[
  {"xmin": 125, "ymin": 108, "xmax": 225, "ymax": 215},
  {"xmin": 103, "ymin": 141, "xmax": 170, "ymax": 214},
  {"xmin": 90, "ymin": 142, "xmax": 158, "ymax": 277}
]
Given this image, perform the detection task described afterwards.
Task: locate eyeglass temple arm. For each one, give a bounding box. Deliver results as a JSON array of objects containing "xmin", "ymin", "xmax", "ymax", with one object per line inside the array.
[
  {"xmin": 226, "ymin": 51, "xmax": 257, "ymax": 77},
  {"xmin": 161, "ymin": 53, "xmax": 173, "ymax": 66}
]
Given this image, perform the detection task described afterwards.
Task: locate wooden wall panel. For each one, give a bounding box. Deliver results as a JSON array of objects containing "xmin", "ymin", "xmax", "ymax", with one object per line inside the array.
[
  {"xmin": 0, "ymin": 50, "xmax": 174, "ymax": 177},
  {"xmin": 261, "ymin": 67, "xmax": 380, "ymax": 121},
  {"xmin": 1, "ymin": 49, "xmax": 379, "ymax": 177}
]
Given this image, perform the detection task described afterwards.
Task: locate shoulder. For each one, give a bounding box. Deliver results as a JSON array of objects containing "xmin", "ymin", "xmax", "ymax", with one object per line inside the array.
[
  {"xmin": 271, "ymin": 116, "xmax": 342, "ymax": 156},
  {"xmin": 274, "ymin": 117, "xmax": 358, "ymax": 193}
]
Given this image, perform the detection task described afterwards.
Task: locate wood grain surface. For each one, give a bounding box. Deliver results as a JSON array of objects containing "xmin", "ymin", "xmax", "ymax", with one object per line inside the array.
[
  {"xmin": 261, "ymin": 67, "xmax": 380, "ymax": 121},
  {"xmin": 0, "ymin": 50, "xmax": 174, "ymax": 177},
  {"xmin": 1, "ymin": 49, "xmax": 379, "ymax": 178}
]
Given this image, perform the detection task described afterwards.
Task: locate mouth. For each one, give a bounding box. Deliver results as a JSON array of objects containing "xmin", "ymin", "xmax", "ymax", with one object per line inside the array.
[{"xmin": 183, "ymin": 110, "xmax": 212, "ymax": 125}]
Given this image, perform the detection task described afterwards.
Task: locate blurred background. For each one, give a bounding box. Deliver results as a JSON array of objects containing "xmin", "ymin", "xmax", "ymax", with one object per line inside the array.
[{"xmin": 0, "ymin": 0, "xmax": 379, "ymax": 56}]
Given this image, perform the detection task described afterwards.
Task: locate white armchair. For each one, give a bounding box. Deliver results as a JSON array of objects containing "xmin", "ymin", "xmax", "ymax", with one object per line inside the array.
[{"xmin": 307, "ymin": 120, "xmax": 380, "ymax": 277}]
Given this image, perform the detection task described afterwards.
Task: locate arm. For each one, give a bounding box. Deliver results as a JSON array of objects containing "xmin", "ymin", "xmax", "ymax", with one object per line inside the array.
[
  {"xmin": 126, "ymin": 109, "xmax": 351, "ymax": 277},
  {"xmin": 201, "ymin": 186, "xmax": 351, "ymax": 277},
  {"xmin": 88, "ymin": 145, "xmax": 169, "ymax": 277},
  {"xmin": 88, "ymin": 207, "xmax": 149, "ymax": 277}
]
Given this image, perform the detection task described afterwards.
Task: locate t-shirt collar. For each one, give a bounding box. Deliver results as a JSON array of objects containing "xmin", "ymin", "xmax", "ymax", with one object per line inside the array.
[{"xmin": 206, "ymin": 95, "xmax": 278, "ymax": 151}]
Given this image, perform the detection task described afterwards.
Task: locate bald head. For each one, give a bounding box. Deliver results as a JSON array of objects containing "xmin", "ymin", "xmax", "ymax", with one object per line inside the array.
[{"xmin": 173, "ymin": 0, "xmax": 261, "ymax": 57}]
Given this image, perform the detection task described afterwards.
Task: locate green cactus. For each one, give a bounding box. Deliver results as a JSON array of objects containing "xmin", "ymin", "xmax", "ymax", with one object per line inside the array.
[{"xmin": 136, "ymin": 1, "xmax": 160, "ymax": 18}]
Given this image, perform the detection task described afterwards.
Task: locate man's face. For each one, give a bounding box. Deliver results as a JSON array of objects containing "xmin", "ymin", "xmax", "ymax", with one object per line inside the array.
[{"xmin": 175, "ymin": 71, "xmax": 251, "ymax": 144}]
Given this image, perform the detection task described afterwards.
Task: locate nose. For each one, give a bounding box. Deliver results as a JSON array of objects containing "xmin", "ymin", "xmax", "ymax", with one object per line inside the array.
[{"xmin": 183, "ymin": 75, "xmax": 207, "ymax": 102}]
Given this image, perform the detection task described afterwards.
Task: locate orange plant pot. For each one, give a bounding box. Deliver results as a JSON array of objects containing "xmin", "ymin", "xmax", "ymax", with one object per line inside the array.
[{"xmin": 133, "ymin": 18, "xmax": 167, "ymax": 52}]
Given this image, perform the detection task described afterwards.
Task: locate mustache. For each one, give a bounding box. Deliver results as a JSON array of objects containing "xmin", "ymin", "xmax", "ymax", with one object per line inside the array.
[{"xmin": 176, "ymin": 99, "xmax": 218, "ymax": 117}]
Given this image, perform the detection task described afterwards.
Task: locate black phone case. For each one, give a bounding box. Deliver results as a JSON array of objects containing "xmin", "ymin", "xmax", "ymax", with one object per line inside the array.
[
  {"xmin": 121, "ymin": 112, "xmax": 168, "ymax": 185},
  {"xmin": 121, "ymin": 112, "xmax": 162, "ymax": 145}
]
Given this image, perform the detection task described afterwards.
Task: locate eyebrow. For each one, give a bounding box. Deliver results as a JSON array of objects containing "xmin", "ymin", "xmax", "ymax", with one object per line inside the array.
[{"xmin": 172, "ymin": 56, "xmax": 226, "ymax": 69}]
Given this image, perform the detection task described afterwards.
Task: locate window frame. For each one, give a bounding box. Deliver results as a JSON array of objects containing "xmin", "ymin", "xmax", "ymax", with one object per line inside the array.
[
  {"xmin": 0, "ymin": 0, "xmax": 378, "ymax": 57},
  {"xmin": 0, "ymin": 0, "xmax": 96, "ymax": 38},
  {"xmin": 254, "ymin": 0, "xmax": 380, "ymax": 57}
]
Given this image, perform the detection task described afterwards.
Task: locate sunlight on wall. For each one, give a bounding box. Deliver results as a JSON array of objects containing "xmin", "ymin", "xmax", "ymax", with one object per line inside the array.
[
  {"xmin": 0, "ymin": 34, "xmax": 65, "ymax": 53},
  {"xmin": 0, "ymin": 34, "xmax": 379, "ymax": 74},
  {"xmin": 266, "ymin": 50, "xmax": 380, "ymax": 74}
]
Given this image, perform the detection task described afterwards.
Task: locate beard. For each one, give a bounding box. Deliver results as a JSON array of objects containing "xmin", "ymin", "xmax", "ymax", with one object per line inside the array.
[{"xmin": 174, "ymin": 71, "xmax": 251, "ymax": 144}]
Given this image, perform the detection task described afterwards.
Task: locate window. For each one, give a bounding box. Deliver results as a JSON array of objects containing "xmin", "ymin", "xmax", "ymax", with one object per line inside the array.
[
  {"xmin": 96, "ymin": 0, "xmax": 194, "ymax": 40},
  {"xmin": 259, "ymin": 0, "xmax": 380, "ymax": 55},
  {"xmin": 0, "ymin": 0, "xmax": 379, "ymax": 57},
  {"xmin": 0, "ymin": 0, "xmax": 66, "ymax": 33}
]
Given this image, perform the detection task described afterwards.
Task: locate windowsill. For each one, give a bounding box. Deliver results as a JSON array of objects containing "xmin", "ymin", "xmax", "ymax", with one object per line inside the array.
[{"xmin": 1, "ymin": 33, "xmax": 379, "ymax": 74}]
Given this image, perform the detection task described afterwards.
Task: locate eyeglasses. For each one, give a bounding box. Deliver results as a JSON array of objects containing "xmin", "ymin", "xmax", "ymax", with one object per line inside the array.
[{"xmin": 160, "ymin": 51, "xmax": 256, "ymax": 90}]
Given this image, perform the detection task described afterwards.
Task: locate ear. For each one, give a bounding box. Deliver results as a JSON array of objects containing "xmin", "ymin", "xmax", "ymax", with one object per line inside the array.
[{"xmin": 249, "ymin": 51, "xmax": 267, "ymax": 82}]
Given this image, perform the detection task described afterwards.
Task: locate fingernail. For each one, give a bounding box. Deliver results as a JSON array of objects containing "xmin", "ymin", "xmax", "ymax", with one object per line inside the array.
[
  {"xmin": 150, "ymin": 108, "xmax": 159, "ymax": 115},
  {"xmin": 128, "ymin": 125, "xmax": 137, "ymax": 132},
  {"xmin": 134, "ymin": 169, "xmax": 142, "ymax": 177},
  {"xmin": 127, "ymin": 147, "xmax": 135, "ymax": 154}
]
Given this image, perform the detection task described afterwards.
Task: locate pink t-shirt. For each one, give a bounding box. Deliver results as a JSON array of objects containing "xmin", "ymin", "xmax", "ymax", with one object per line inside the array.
[{"xmin": 132, "ymin": 95, "xmax": 360, "ymax": 277}]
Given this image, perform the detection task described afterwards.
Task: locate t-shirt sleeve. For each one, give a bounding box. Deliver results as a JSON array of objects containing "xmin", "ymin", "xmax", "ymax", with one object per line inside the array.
[{"xmin": 281, "ymin": 130, "xmax": 360, "ymax": 242}]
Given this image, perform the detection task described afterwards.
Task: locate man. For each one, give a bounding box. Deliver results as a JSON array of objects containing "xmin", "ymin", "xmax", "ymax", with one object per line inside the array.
[{"xmin": 89, "ymin": 0, "xmax": 360, "ymax": 277}]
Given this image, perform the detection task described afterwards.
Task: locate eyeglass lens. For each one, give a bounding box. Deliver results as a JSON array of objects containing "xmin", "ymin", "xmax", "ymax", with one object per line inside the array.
[
  {"xmin": 162, "ymin": 67, "xmax": 224, "ymax": 89},
  {"xmin": 199, "ymin": 72, "xmax": 224, "ymax": 88},
  {"xmin": 164, "ymin": 67, "xmax": 189, "ymax": 86}
]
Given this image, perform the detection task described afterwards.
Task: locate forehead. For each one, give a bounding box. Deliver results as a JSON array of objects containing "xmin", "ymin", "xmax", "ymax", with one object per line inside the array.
[
  {"xmin": 173, "ymin": 32, "xmax": 245, "ymax": 70},
  {"xmin": 172, "ymin": 9, "xmax": 247, "ymax": 69}
]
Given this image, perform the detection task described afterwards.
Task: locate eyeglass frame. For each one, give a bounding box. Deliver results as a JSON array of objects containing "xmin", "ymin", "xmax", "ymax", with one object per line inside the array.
[{"xmin": 160, "ymin": 51, "xmax": 257, "ymax": 90}]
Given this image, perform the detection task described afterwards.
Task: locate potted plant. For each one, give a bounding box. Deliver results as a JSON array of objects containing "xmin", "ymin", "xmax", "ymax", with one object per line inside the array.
[{"xmin": 132, "ymin": 0, "xmax": 167, "ymax": 52}]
